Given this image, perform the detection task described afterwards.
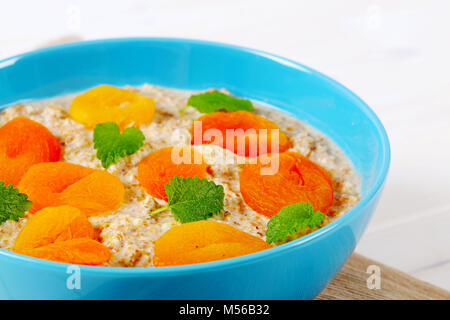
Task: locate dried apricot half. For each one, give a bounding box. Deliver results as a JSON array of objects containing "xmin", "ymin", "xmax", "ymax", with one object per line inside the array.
[
  {"xmin": 153, "ymin": 220, "xmax": 271, "ymax": 266},
  {"xmin": 191, "ymin": 111, "xmax": 289, "ymax": 157},
  {"xmin": 69, "ymin": 85, "xmax": 155, "ymax": 129},
  {"xmin": 14, "ymin": 206, "xmax": 110, "ymax": 265},
  {"xmin": 137, "ymin": 146, "xmax": 208, "ymax": 201},
  {"xmin": 19, "ymin": 238, "xmax": 111, "ymax": 266},
  {"xmin": 17, "ymin": 162, "xmax": 124, "ymax": 215},
  {"xmin": 0, "ymin": 117, "xmax": 61, "ymax": 186},
  {"xmin": 14, "ymin": 206, "xmax": 95, "ymax": 252},
  {"xmin": 239, "ymin": 151, "xmax": 333, "ymax": 217}
]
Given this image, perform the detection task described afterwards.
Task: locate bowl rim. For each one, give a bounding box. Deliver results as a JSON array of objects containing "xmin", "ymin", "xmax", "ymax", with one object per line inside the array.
[{"xmin": 0, "ymin": 37, "xmax": 391, "ymax": 275}]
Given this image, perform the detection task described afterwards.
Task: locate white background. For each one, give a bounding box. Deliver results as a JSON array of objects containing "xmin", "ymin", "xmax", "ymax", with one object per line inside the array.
[{"xmin": 1, "ymin": 0, "xmax": 449, "ymax": 290}]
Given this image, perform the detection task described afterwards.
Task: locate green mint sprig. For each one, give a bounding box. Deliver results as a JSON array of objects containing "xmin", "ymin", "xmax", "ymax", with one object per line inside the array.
[
  {"xmin": 266, "ymin": 202, "xmax": 325, "ymax": 244},
  {"xmin": 0, "ymin": 182, "xmax": 32, "ymax": 224},
  {"xmin": 150, "ymin": 176, "xmax": 225, "ymax": 223},
  {"xmin": 93, "ymin": 121, "xmax": 145, "ymax": 169},
  {"xmin": 180, "ymin": 90, "xmax": 254, "ymax": 113}
]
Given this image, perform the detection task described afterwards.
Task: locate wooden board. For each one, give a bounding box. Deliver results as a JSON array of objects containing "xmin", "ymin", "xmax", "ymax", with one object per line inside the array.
[{"xmin": 317, "ymin": 253, "xmax": 450, "ymax": 300}]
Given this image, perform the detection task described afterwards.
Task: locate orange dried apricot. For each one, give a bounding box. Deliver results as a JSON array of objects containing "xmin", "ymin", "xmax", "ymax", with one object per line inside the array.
[
  {"xmin": 19, "ymin": 238, "xmax": 111, "ymax": 266},
  {"xmin": 239, "ymin": 151, "xmax": 333, "ymax": 217},
  {"xmin": 191, "ymin": 111, "xmax": 289, "ymax": 157},
  {"xmin": 137, "ymin": 146, "xmax": 208, "ymax": 201},
  {"xmin": 153, "ymin": 220, "xmax": 271, "ymax": 266},
  {"xmin": 0, "ymin": 117, "xmax": 61, "ymax": 186},
  {"xmin": 69, "ymin": 85, "xmax": 155, "ymax": 129},
  {"xmin": 17, "ymin": 162, "xmax": 124, "ymax": 215},
  {"xmin": 14, "ymin": 206, "xmax": 95, "ymax": 252},
  {"xmin": 14, "ymin": 206, "xmax": 110, "ymax": 265}
]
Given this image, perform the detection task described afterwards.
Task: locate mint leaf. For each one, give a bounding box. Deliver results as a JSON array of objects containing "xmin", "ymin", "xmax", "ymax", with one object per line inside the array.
[
  {"xmin": 93, "ymin": 122, "xmax": 145, "ymax": 168},
  {"xmin": 0, "ymin": 181, "xmax": 32, "ymax": 224},
  {"xmin": 266, "ymin": 202, "xmax": 324, "ymax": 244},
  {"xmin": 150, "ymin": 176, "xmax": 225, "ymax": 223},
  {"xmin": 181, "ymin": 90, "xmax": 254, "ymax": 113}
]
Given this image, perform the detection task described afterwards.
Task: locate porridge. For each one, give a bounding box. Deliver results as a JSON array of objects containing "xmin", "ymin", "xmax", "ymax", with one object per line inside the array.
[{"xmin": 0, "ymin": 84, "xmax": 360, "ymax": 267}]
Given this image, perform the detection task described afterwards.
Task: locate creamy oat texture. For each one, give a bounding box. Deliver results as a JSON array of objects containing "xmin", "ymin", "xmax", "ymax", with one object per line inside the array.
[{"xmin": 0, "ymin": 84, "xmax": 360, "ymax": 267}]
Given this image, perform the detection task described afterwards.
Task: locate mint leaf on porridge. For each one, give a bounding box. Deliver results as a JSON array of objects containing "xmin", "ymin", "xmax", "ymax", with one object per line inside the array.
[
  {"xmin": 266, "ymin": 202, "xmax": 324, "ymax": 244},
  {"xmin": 181, "ymin": 90, "xmax": 254, "ymax": 113},
  {"xmin": 93, "ymin": 121, "xmax": 145, "ymax": 169},
  {"xmin": 150, "ymin": 176, "xmax": 225, "ymax": 223},
  {"xmin": 0, "ymin": 181, "xmax": 32, "ymax": 224}
]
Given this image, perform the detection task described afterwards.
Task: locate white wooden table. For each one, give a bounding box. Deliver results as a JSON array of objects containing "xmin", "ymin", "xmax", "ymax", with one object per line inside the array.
[{"xmin": 1, "ymin": 0, "xmax": 449, "ymax": 291}]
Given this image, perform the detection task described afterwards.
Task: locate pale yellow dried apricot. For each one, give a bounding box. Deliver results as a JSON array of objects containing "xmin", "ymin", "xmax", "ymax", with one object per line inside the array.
[{"xmin": 69, "ymin": 85, "xmax": 155, "ymax": 129}]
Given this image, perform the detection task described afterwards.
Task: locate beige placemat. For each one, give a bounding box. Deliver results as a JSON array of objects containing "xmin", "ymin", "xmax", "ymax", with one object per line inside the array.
[{"xmin": 317, "ymin": 253, "xmax": 450, "ymax": 300}]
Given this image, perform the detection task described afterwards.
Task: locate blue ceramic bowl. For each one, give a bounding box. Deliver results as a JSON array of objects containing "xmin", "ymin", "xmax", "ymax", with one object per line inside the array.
[{"xmin": 0, "ymin": 38, "xmax": 390, "ymax": 300}]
